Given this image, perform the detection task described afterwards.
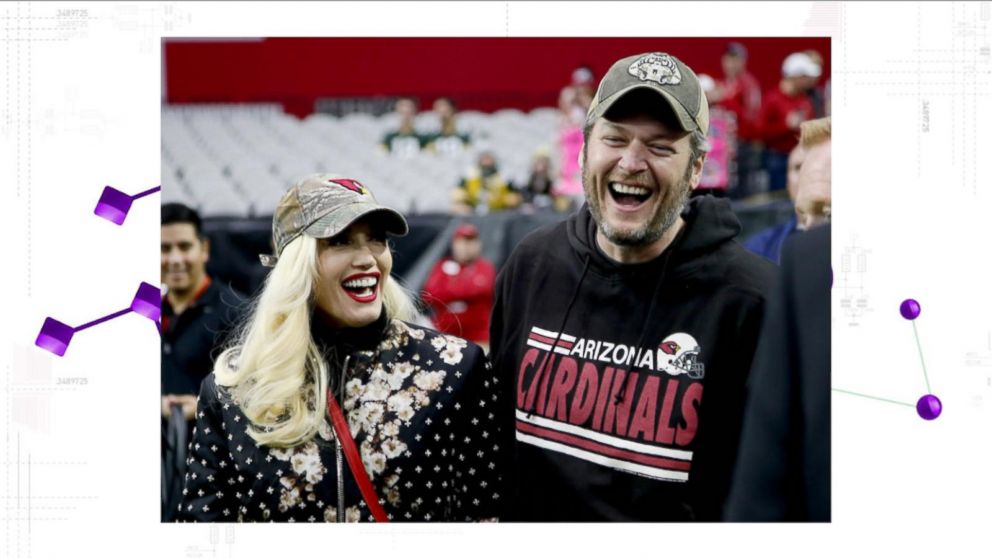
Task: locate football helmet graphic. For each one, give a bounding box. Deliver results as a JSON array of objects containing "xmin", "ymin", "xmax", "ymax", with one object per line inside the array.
[{"xmin": 659, "ymin": 332, "xmax": 705, "ymax": 379}]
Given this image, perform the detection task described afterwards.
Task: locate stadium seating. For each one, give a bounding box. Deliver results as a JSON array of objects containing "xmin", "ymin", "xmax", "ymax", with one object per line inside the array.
[{"xmin": 162, "ymin": 104, "xmax": 562, "ymax": 217}]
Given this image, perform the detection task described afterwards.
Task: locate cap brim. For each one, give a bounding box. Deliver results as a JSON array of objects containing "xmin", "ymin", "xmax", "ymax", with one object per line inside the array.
[
  {"xmin": 303, "ymin": 202, "xmax": 410, "ymax": 240},
  {"xmin": 587, "ymin": 84, "xmax": 698, "ymax": 133}
]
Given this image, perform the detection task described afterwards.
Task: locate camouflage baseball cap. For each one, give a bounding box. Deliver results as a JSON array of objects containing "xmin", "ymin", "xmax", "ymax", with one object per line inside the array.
[
  {"xmin": 586, "ymin": 52, "xmax": 709, "ymax": 135},
  {"xmin": 259, "ymin": 173, "xmax": 409, "ymax": 267}
]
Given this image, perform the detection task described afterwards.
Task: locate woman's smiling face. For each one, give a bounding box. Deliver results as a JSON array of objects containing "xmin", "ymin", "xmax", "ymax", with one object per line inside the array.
[{"xmin": 313, "ymin": 218, "xmax": 393, "ymax": 328}]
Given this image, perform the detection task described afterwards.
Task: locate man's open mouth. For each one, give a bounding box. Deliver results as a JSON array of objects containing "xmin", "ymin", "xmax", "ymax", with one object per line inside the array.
[{"xmin": 608, "ymin": 182, "xmax": 653, "ymax": 207}]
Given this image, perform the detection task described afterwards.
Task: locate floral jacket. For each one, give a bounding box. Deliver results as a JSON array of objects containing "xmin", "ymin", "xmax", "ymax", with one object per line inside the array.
[{"xmin": 176, "ymin": 317, "xmax": 504, "ymax": 522}]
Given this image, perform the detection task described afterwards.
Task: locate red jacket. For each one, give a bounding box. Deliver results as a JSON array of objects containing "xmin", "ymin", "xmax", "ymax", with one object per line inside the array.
[
  {"xmin": 715, "ymin": 72, "xmax": 762, "ymax": 141},
  {"xmin": 759, "ymin": 85, "xmax": 815, "ymax": 154},
  {"xmin": 422, "ymin": 257, "xmax": 496, "ymax": 343}
]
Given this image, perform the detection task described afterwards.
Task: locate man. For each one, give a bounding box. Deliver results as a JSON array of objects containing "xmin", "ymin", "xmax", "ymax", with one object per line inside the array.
[
  {"xmin": 380, "ymin": 97, "xmax": 425, "ymax": 157},
  {"xmin": 161, "ymin": 202, "xmax": 245, "ymax": 521},
  {"xmin": 742, "ymin": 143, "xmax": 805, "ymax": 263},
  {"xmin": 490, "ymin": 52, "xmax": 776, "ymax": 521},
  {"xmin": 422, "ymin": 223, "xmax": 497, "ymax": 350},
  {"xmin": 725, "ymin": 120, "xmax": 831, "ymax": 520},
  {"xmin": 708, "ymin": 42, "xmax": 763, "ymax": 199},
  {"xmin": 161, "ymin": 203, "xmax": 244, "ymax": 420},
  {"xmin": 452, "ymin": 151, "xmax": 520, "ymax": 215},
  {"xmin": 712, "ymin": 42, "xmax": 762, "ymax": 145},
  {"xmin": 759, "ymin": 52, "xmax": 820, "ymax": 192},
  {"xmin": 793, "ymin": 117, "xmax": 831, "ymax": 231},
  {"xmin": 424, "ymin": 96, "xmax": 470, "ymax": 155}
]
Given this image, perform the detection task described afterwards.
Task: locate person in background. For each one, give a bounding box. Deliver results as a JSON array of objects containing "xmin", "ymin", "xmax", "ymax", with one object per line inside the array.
[
  {"xmin": 793, "ymin": 117, "xmax": 831, "ymax": 231},
  {"xmin": 422, "ymin": 223, "xmax": 497, "ymax": 351},
  {"xmin": 803, "ymin": 50, "xmax": 828, "ymax": 118},
  {"xmin": 759, "ymin": 52, "xmax": 820, "ymax": 193},
  {"xmin": 452, "ymin": 151, "xmax": 520, "ymax": 215},
  {"xmin": 556, "ymin": 66, "xmax": 596, "ymax": 210},
  {"xmin": 381, "ymin": 97, "xmax": 425, "ymax": 157},
  {"xmin": 424, "ymin": 96, "xmax": 470, "ymax": 155},
  {"xmin": 161, "ymin": 202, "xmax": 245, "ymax": 521},
  {"xmin": 711, "ymin": 42, "xmax": 763, "ymax": 199},
  {"xmin": 161, "ymin": 202, "xmax": 245, "ymax": 422},
  {"xmin": 725, "ymin": 117, "xmax": 831, "ymax": 521},
  {"xmin": 519, "ymin": 149, "xmax": 558, "ymax": 212},
  {"xmin": 742, "ymin": 143, "xmax": 805, "ymax": 263}
]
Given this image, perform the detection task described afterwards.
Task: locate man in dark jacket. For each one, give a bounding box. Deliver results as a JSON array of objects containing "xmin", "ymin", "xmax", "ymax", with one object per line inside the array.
[
  {"xmin": 724, "ymin": 119, "xmax": 832, "ymax": 522},
  {"xmin": 161, "ymin": 203, "xmax": 245, "ymax": 418},
  {"xmin": 490, "ymin": 52, "xmax": 776, "ymax": 521},
  {"xmin": 161, "ymin": 203, "xmax": 245, "ymax": 521}
]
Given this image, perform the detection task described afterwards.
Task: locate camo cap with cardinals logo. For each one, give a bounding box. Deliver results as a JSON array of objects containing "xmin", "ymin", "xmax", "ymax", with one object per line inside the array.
[
  {"xmin": 586, "ymin": 52, "xmax": 709, "ymax": 136},
  {"xmin": 260, "ymin": 173, "xmax": 409, "ymax": 267}
]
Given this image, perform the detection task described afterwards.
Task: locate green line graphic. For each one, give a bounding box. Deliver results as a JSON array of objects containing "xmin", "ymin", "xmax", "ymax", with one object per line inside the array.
[
  {"xmin": 911, "ymin": 320, "xmax": 932, "ymax": 393},
  {"xmin": 832, "ymin": 388, "xmax": 914, "ymax": 408}
]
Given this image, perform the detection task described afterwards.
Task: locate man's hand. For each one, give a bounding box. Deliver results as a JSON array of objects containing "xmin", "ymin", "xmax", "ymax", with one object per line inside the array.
[{"xmin": 162, "ymin": 394, "xmax": 199, "ymax": 421}]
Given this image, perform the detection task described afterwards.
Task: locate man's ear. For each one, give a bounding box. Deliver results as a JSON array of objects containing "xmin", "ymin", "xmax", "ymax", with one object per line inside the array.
[
  {"xmin": 688, "ymin": 153, "xmax": 707, "ymax": 190},
  {"xmin": 201, "ymin": 236, "xmax": 211, "ymax": 264}
]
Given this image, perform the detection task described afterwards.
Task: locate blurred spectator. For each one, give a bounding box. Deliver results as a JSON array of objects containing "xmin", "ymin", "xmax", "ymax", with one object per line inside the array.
[
  {"xmin": 161, "ymin": 202, "xmax": 245, "ymax": 521},
  {"xmin": 803, "ymin": 50, "xmax": 828, "ymax": 117},
  {"xmin": 724, "ymin": 223, "xmax": 831, "ymax": 522},
  {"xmin": 696, "ymin": 74, "xmax": 734, "ymax": 198},
  {"xmin": 742, "ymin": 143, "xmax": 805, "ymax": 263},
  {"xmin": 518, "ymin": 149, "xmax": 558, "ymax": 211},
  {"xmin": 711, "ymin": 42, "xmax": 764, "ymax": 198},
  {"xmin": 712, "ymin": 42, "xmax": 763, "ymax": 143},
  {"xmin": 422, "ymin": 223, "xmax": 496, "ymax": 350},
  {"xmin": 381, "ymin": 97, "xmax": 425, "ymax": 157},
  {"xmin": 759, "ymin": 52, "xmax": 820, "ymax": 192},
  {"xmin": 424, "ymin": 96, "xmax": 470, "ymax": 155},
  {"xmin": 794, "ymin": 116, "xmax": 831, "ymax": 231},
  {"xmin": 452, "ymin": 151, "xmax": 521, "ymax": 214},
  {"xmin": 559, "ymin": 65, "xmax": 596, "ymax": 127},
  {"xmin": 556, "ymin": 66, "xmax": 595, "ymax": 207},
  {"xmin": 161, "ymin": 203, "xmax": 245, "ymax": 417},
  {"xmin": 724, "ymin": 119, "xmax": 832, "ymax": 522}
]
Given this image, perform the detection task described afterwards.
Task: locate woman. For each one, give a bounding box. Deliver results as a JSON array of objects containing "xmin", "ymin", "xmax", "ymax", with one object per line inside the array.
[{"xmin": 177, "ymin": 174, "xmax": 503, "ymax": 522}]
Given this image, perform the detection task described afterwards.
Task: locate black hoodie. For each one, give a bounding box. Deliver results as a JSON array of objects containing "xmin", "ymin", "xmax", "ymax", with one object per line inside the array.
[{"xmin": 490, "ymin": 196, "xmax": 776, "ymax": 521}]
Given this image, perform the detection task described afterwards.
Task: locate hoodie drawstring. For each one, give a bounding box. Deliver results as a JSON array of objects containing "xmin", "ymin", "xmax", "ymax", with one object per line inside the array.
[
  {"xmin": 614, "ymin": 247, "xmax": 676, "ymax": 405},
  {"xmin": 531, "ymin": 254, "xmax": 592, "ymax": 414}
]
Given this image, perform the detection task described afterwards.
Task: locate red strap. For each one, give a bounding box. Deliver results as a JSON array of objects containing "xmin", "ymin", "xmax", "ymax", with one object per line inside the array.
[{"xmin": 326, "ymin": 392, "xmax": 390, "ymax": 523}]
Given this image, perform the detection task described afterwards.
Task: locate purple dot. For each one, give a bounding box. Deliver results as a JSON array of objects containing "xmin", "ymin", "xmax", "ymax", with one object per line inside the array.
[
  {"xmin": 900, "ymin": 299, "xmax": 921, "ymax": 320},
  {"xmin": 916, "ymin": 394, "xmax": 941, "ymax": 420}
]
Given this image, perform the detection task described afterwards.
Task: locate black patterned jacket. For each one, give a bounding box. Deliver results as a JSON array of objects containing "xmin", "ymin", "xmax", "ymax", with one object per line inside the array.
[{"xmin": 176, "ymin": 316, "xmax": 504, "ymax": 522}]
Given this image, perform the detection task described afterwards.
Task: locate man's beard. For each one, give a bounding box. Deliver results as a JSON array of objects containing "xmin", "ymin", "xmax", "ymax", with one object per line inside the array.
[{"xmin": 582, "ymin": 157, "xmax": 695, "ymax": 247}]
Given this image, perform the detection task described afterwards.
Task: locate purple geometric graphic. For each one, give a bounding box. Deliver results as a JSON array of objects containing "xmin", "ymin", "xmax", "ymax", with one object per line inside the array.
[
  {"xmin": 93, "ymin": 184, "xmax": 161, "ymax": 225},
  {"xmin": 916, "ymin": 394, "xmax": 942, "ymax": 420},
  {"xmin": 131, "ymin": 282, "xmax": 162, "ymax": 321},
  {"xmin": 35, "ymin": 318, "xmax": 75, "ymax": 357},
  {"xmin": 835, "ymin": 297, "xmax": 941, "ymax": 420},
  {"xmin": 94, "ymin": 186, "xmax": 133, "ymax": 225},
  {"xmin": 35, "ymin": 281, "xmax": 161, "ymax": 357},
  {"xmin": 900, "ymin": 298, "xmax": 921, "ymax": 320}
]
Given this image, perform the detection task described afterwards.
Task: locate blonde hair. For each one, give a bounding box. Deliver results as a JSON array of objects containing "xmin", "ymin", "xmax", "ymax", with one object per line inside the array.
[
  {"xmin": 800, "ymin": 116, "xmax": 831, "ymax": 148},
  {"xmin": 213, "ymin": 234, "xmax": 415, "ymax": 448}
]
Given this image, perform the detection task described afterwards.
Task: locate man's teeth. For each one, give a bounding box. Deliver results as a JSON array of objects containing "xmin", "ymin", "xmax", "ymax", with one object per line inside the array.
[
  {"xmin": 343, "ymin": 277, "xmax": 378, "ymax": 289},
  {"xmin": 610, "ymin": 183, "xmax": 651, "ymax": 196}
]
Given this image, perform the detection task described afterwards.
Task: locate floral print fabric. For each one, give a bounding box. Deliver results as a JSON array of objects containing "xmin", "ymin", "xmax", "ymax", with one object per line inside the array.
[{"xmin": 177, "ymin": 320, "xmax": 503, "ymax": 522}]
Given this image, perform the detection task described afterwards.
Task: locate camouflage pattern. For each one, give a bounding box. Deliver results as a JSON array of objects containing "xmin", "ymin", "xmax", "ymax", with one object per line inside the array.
[
  {"xmin": 586, "ymin": 52, "xmax": 709, "ymax": 136},
  {"xmin": 261, "ymin": 173, "xmax": 409, "ymax": 267}
]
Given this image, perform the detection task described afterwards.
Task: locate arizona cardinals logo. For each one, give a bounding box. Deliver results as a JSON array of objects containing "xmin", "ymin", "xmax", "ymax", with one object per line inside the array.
[
  {"xmin": 327, "ymin": 178, "xmax": 368, "ymax": 195},
  {"xmin": 660, "ymin": 341, "xmax": 680, "ymax": 355}
]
